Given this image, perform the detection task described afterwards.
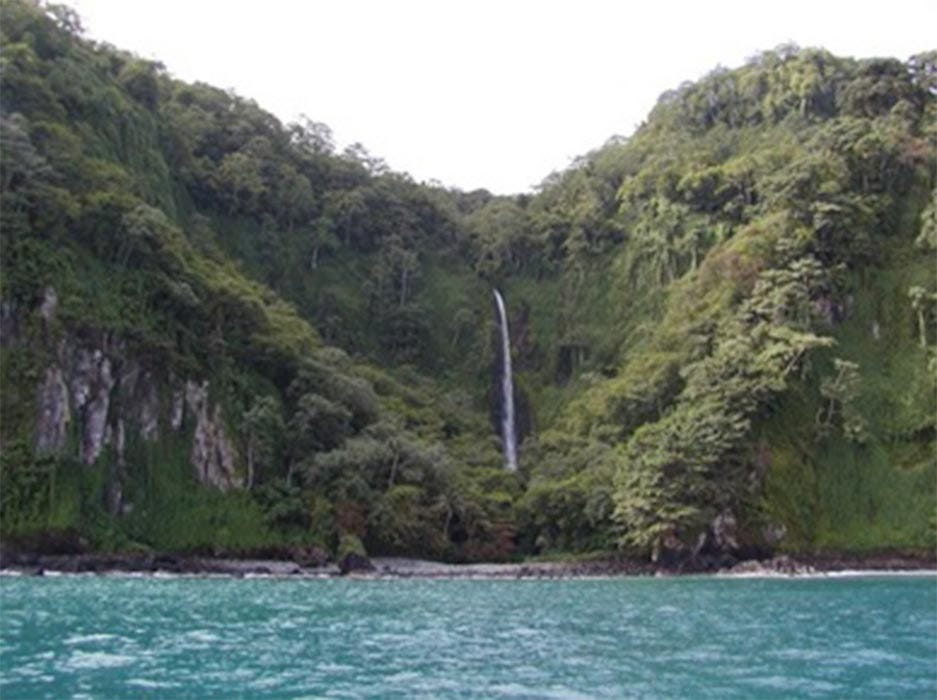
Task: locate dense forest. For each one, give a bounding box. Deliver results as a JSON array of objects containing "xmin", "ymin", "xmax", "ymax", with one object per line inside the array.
[{"xmin": 1, "ymin": 0, "xmax": 934, "ymax": 566}]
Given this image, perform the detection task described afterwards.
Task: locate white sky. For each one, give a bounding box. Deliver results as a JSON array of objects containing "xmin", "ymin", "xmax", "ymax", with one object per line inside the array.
[{"xmin": 70, "ymin": 0, "xmax": 936, "ymax": 194}]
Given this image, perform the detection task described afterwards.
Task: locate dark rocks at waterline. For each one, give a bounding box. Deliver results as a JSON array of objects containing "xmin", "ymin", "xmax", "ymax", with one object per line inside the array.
[
  {"xmin": 0, "ymin": 551, "xmax": 340, "ymax": 577},
  {"xmin": 368, "ymin": 557, "xmax": 658, "ymax": 579},
  {"xmin": 726, "ymin": 552, "xmax": 937, "ymax": 576},
  {"xmin": 339, "ymin": 552, "xmax": 376, "ymax": 575},
  {"xmin": 652, "ymin": 541, "xmax": 747, "ymax": 574},
  {"xmin": 1, "ymin": 549, "xmax": 933, "ymax": 578},
  {"xmin": 0, "ymin": 548, "xmax": 655, "ymax": 578},
  {"xmin": 650, "ymin": 511, "xmax": 779, "ymax": 574},
  {"xmin": 291, "ymin": 546, "xmax": 330, "ymax": 568},
  {"xmin": 796, "ymin": 551, "xmax": 937, "ymax": 572},
  {"xmin": 0, "ymin": 552, "xmax": 157, "ymax": 574}
]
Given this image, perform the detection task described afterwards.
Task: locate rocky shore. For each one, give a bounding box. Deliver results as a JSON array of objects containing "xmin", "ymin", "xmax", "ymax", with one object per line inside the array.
[{"xmin": 1, "ymin": 549, "xmax": 933, "ymax": 579}]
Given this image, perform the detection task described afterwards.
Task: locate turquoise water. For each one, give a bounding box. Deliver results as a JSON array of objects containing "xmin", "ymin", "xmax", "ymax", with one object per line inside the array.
[{"xmin": 1, "ymin": 574, "xmax": 935, "ymax": 699}]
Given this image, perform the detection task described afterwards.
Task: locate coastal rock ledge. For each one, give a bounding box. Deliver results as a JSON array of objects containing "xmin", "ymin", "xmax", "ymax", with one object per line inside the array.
[{"xmin": 727, "ymin": 556, "xmax": 815, "ymax": 575}]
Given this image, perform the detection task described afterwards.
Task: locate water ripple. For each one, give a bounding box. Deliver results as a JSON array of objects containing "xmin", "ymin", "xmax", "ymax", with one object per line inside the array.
[{"xmin": 0, "ymin": 575, "xmax": 934, "ymax": 698}]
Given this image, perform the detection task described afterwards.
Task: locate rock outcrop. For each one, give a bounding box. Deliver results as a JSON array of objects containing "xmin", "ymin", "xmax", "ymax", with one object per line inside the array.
[
  {"xmin": 339, "ymin": 552, "xmax": 376, "ymax": 575},
  {"xmin": 69, "ymin": 346, "xmax": 116, "ymax": 465},
  {"xmin": 728, "ymin": 555, "xmax": 815, "ymax": 575},
  {"xmin": 22, "ymin": 288, "xmax": 242, "ymax": 505},
  {"xmin": 185, "ymin": 380, "xmax": 240, "ymax": 491},
  {"xmin": 36, "ymin": 367, "xmax": 70, "ymax": 454}
]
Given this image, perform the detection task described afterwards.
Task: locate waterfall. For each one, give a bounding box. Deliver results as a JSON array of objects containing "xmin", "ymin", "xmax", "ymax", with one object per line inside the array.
[{"xmin": 493, "ymin": 289, "xmax": 518, "ymax": 471}]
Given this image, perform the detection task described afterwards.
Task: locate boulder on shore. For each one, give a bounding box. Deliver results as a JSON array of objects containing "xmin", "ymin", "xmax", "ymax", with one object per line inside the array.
[{"xmin": 339, "ymin": 552, "xmax": 375, "ymax": 575}]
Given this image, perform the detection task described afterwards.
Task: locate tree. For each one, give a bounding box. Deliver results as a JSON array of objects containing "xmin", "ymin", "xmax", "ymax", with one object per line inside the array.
[
  {"xmin": 373, "ymin": 234, "xmax": 420, "ymax": 308},
  {"xmin": 118, "ymin": 59, "xmax": 160, "ymax": 110},
  {"xmin": 274, "ymin": 163, "xmax": 315, "ymax": 233},
  {"xmin": 323, "ymin": 188, "xmax": 368, "ymax": 248},
  {"xmin": 908, "ymin": 286, "xmax": 935, "ymax": 348},
  {"xmin": 628, "ymin": 196, "xmax": 714, "ymax": 284},
  {"xmin": 289, "ymin": 393, "xmax": 352, "ymax": 458},
  {"xmin": 465, "ymin": 197, "xmax": 531, "ymax": 275},
  {"xmin": 838, "ymin": 58, "xmax": 921, "ymax": 119},
  {"xmin": 0, "ymin": 112, "xmax": 50, "ymax": 194},
  {"xmin": 242, "ymin": 396, "xmax": 283, "ymax": 489},
  {"xmin": 308, "ymin": 216, "xmax": 339, "ymax": 270},
  {"xmin": 289, "ymin": 114, "xmax": 335, "ymax": 155},
  {"xmin": 368, "ymin": 484, "xmax": 443, "ymax": 555},
  {"xmin": 342, "ymin": 142, "xmax": 387, "ymax": 175},
  {"xmin": 614, "ymin": 251, "xmax": 835, "ymax": 553},
  {"xmin": 817, "ymin": 359, "xmax": 867, "ymax": 443},
  {"xmin": 214, "ymin": 151, "xmax": 265, "ymax": 214},
  {"xmin": 916, "ymin": 188, "xmax": 937, "ymax": 251},
  {"xmin": 0, "ymin": 111, "xmax": 58, "ymax": 237},
  {"xmin": 118, "ymin": 203, "xmax": 179, "ymax": 267}
]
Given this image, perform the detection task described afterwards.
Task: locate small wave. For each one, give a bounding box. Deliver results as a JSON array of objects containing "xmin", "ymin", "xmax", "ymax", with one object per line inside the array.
[
  {"xmin": 184, "ymin": 630, "xmax": 220, "ymax": 643},
  {"xmin": 384, "ymin": 671, "xmax": 421, "ymax": 683},
  {"xmin": 745, "ymin": 675, "xmax": 841, "ymax": 693},
  {"xmin": 65, "ymin": 650, "xmax": 136, "ymax": 670},
  {"xmin": 316, "ymin": 661, "xmax": 354, "ymax": 673},
  {"xmin": 821, "ymin": 570, "xmax": 937, "ymax": 578},
  {"xmin": 152, "ymin": 571, "xmax": 187, "ymax": 579},
  {"xmin": 65, "ymin": 633, "xmax": 119, "ymax": 646},
  {"xmin": 126, "ymin": 678, "xmax": 181, "ymax": 689},
  {"xmin": 489, "ymin": 682, "xmax": 594, "ymax": 699},
  {"xmin": 850, "ymin": 648, "xmax": 904, "ymax": 665},
  {"xmin": 717, "ymin": 569, "xmax": 937, "ymax": 580},
  {"xmin": 770, "ymin": 647, "xmax": 830, "ymax": 662}
]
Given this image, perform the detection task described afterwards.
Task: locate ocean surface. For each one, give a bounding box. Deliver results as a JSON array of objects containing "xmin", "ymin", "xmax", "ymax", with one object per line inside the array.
[{"xmin": 1, "ymin": 573, "xmax": 935, "ymax": 699}]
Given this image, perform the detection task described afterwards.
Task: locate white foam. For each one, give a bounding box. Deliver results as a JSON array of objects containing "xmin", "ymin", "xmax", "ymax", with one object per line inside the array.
[
  {"xmin": 126, "ymin": 678, "xmax": 180, "ymax": 689},
  {"xmin": 185, "ymin": 630, "xmax": 220, "ymax": 643},
  {"xmin": 717, "ymin": 569, "xmax": 937, "ymax": 580},
  {"xmin": 818, "ymin": 569, "xmax": 937, "ymax": 578},
  {"xmin": 66, "ymin": 651, "xmax": 136, "ymax": 670},
  {"xmin": 65, "ymin": 633, "xmax": 119, "ymax": 646}
]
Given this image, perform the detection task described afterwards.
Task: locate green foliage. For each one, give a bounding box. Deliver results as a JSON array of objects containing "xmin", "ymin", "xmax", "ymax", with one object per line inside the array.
[
  {"xmin": 0, "ymin": 440, "xmax": 57, "ymax": 534},
  {"xmin": 1, "ymin": 3, "xmax": 933, "ymax": 562},
  {"xmin": 117, "ymin": 59, "xmax": 160, "ymax": 110},
  {"xmin": 817, "ymin": 359, "xmax": 868, "ymax": 443},
  {"xmin": 242, "ymin": 395, "xmax": 284, "ymax": 489},
  {"xmin": 368, "ymin": 484, "xmax": 448, "ymax": 556},
  {"xmin": 290, "ymin": 393, "xmax": 352, "ymax": 453},
  {"xmin": 916, "ymin": 188, "xmax": 937, "ymax": 250},
  {"xmin": 256, "ymin": 479, "xmax": 307, "ymax": 532},
  {"xmin": 516, "ymin": 433, "xmax": 617, "ymax": 553},
  {"xmin": 337, "ymin": 533, "xmax": 366, "ymax": 559}
]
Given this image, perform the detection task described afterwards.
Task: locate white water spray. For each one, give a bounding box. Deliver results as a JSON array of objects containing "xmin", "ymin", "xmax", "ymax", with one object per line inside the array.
[{"xmin": 493, "ymin": 289, "xmax": 518, "ymax": 471}]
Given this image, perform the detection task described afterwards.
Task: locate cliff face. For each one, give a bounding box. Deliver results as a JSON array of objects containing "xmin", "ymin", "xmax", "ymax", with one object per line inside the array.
[
  {"xmin": 182, "ymin": 379, "xmax": 239, "ymax": 491},
  {"xmin": 10, "ymin": 287, "xmax": 241, "ymax": 515}
]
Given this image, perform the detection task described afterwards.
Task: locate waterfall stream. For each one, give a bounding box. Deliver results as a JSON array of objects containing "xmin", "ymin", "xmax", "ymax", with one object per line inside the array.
[{"xmin": 493, "ymin": 289, "xmax": 518, "ymax": 471}]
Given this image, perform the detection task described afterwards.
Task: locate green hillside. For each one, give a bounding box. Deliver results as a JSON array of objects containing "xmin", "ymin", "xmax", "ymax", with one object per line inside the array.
[{"xmin": 1, "ymin": 0, "xmax": 934, "ymax": 565}]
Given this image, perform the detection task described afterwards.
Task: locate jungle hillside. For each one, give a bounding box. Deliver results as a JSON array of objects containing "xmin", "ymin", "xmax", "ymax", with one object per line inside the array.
[{"xmin": 1, "ymin": 0, "xmax": 935, "ymax": 566}]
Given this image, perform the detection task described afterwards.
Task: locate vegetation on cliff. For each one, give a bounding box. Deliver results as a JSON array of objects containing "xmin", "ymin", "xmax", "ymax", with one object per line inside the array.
[{"xmin": 1, "ymin": 0, "xmax": 934, "ymax": 563}]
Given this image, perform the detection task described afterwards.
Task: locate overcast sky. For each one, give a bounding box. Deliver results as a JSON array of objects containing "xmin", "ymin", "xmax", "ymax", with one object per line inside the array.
[{"xmin": 70, "ymin": 0, "xmax": 935, "ymax": 194}]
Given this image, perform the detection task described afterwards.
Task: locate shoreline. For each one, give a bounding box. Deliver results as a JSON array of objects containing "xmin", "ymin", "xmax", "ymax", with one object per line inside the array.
[{"xmin": 0, "ymin": 551, "xmax": 934, "ymax": 580}]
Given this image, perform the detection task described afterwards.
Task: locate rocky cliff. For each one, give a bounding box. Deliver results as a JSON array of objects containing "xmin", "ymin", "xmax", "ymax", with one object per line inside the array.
[{"xmin": 7, "ymin": 287, "xmax": 241, "ymax": 518}]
